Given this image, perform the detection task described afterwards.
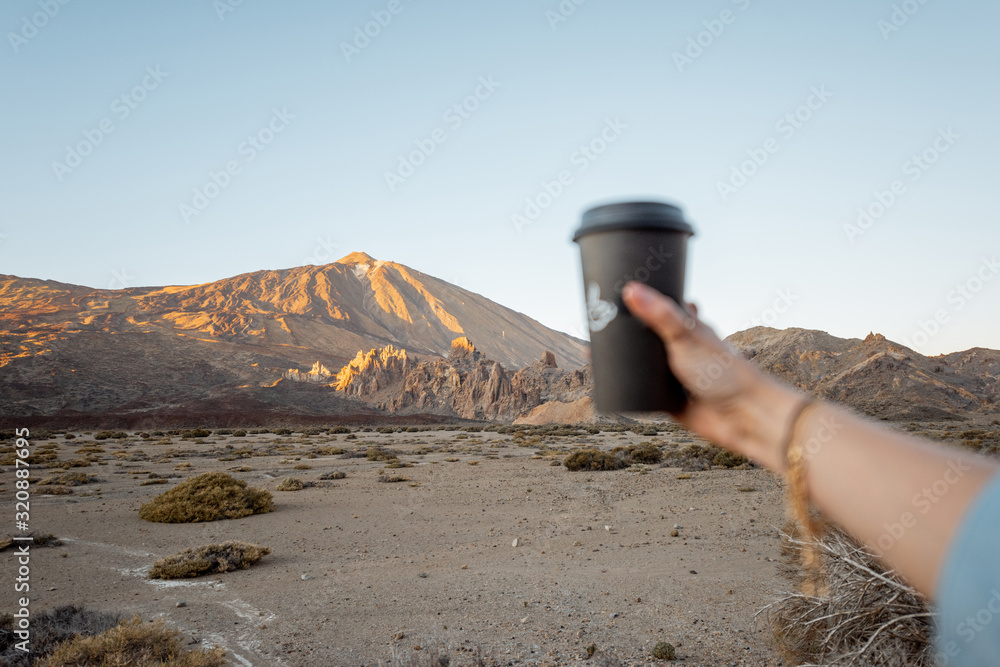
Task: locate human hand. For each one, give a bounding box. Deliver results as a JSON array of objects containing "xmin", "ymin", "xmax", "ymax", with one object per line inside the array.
[{"xmin": 622, "ymin": 281, "xmax": 801, "ymax": 471}]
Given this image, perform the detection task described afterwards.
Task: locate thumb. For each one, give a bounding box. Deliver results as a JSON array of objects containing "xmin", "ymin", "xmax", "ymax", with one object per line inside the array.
[{"xmin": 622, "ymin": 281, "xmax": 696, "ymax": 343}]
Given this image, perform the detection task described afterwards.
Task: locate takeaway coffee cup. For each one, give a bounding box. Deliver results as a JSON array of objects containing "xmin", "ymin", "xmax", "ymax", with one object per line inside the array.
[{"xmin": 572, "ymin": 201, "xmax": 695, "ymax": 413}]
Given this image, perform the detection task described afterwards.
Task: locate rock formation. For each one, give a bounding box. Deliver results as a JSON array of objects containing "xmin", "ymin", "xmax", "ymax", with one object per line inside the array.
[{"xmin": 332, "ymin": 337, "xmax": 591, "ymax": 421}]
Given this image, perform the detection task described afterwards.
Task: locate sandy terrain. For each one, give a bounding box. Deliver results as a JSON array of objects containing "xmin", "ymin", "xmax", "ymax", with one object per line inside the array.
[{"xmin": 10, "ymin": 427, "xmax": 794, "ymax": 666}]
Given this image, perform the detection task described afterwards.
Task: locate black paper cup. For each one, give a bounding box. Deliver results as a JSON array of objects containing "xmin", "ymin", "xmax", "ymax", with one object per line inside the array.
[{"xmin": 573, "ymin": 201, "xmax": 695, "ymax": 413}]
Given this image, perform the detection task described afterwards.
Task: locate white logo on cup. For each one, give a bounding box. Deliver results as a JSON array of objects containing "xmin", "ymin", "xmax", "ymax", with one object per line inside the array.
[{"xmin": 586, "ymin": 282, "xmax": 618, "ymax": 332}]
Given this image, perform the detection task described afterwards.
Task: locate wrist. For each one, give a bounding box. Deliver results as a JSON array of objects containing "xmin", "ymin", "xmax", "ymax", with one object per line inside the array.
[{"xmin": 732, "ymin": 373, "xmax": 805, "ymax": 471}]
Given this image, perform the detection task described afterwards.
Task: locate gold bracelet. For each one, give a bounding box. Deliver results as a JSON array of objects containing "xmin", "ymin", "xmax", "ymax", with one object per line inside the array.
[{"xmin": 783, "ymin": 396, "xmax": 828, "ymax": 597}]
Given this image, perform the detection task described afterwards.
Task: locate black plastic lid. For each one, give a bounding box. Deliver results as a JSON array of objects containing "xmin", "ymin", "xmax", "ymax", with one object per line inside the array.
[{"xmin": 573, "ymin": 201, "xmax": 695, "ymax": 242}]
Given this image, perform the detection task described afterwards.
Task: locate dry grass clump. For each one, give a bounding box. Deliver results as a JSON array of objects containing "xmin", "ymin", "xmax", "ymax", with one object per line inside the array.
[
  {"xmin": 138, "ymin": 472, "xmax": 273, "ymax": 523},
  {"xmin": 379, "ymin": 474, "xmax": 410, "ymax": 483},
  {"xmin": 367, "ymin": 446, "xmax": 400, "ymax": 462},
  {"xmin": 761, "ymin": 526, "xmax": 934, "ymax": 666},
  {"xmin": 276, "ymin": 477, "xmax": 313, "ymax": 491},
  {"xmin": 661, "ymin": 443, "xmax": 749, "ymax": 470},
  {"xmin": 93, "ymin": 430, "xmax": 128, "ymax": 440},
  {"xmin": 564, "ymin": 448, "xmax": 628, "ymax": 471},
  {"xmin": 36, "ymin": 617, "xmax": 226, "ymax": 666},
  {"xmin": 37, "ymin": 472, "xmax": 99, "ymax": 487},
  {"xmin": 563, "ymin": 443, "xmax": 663, "ymax": 472},
  {"xmin": 319, "ymin": 471, "xmax": 346, "ymax": 480},
  {"xmin": 620, "ymin": 442, "xmax": 662, "ymax": 464},
  {"xmin": 0, "ymin": 533, "xmax": 62, "ymax": 552},
  {"xmin": 1, "ymin": 605, "xmax": 123, "ymax": 666},
  {"xmin": 148, "ymin": 541, "xmax": 271, "ymax": 579}
]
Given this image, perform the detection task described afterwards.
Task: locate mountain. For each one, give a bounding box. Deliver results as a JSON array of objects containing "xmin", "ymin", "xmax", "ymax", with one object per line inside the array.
[
  {"xmin": 726, "ymin": 328, "xmax": 1000, "ymax": 421},
  {"xmin": 0, "ymin": 253, "xmax": 587, "ymax": 423}
]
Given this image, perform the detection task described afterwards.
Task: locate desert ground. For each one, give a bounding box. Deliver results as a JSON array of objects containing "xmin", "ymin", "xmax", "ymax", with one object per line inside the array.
[{"xmin": 6, "ymin": 420, "xmax": 990, "ymax": 666}]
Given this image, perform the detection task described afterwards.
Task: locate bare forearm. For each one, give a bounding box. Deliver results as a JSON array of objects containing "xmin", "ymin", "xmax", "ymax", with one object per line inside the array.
[{"xmin": 731, "ymin": 376, "xmax": 999, "ymax": 598}]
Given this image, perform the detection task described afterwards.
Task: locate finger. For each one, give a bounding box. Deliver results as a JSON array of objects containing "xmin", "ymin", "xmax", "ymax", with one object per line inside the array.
[{"xmin": 622, "ymin": 282, "xmax": 696, "ymax": 344}]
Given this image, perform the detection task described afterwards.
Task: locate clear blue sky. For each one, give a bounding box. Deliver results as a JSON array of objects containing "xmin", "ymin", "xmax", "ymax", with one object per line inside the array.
[{"xmin": 2, "ymin": 0, "xmax": 998, "ymax": 355}]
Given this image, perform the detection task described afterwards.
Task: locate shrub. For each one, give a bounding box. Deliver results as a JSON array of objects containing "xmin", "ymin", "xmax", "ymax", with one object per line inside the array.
[
  {"xmin": 149, "ymin": 541, "xmax": 270, "ymax": 579},
  {"xmin": 292, "ymin": 463, "xmax": 312, "ymax": 470},
  {"xmin": 37, "ymin": 473, "xmax": 98, "ymax": 487},
  {"xmin": 712, "ymin": 449, "xmax": 748, "ymax": 468},
  {"xmin": 213, "ymin": 428, "xmax": 232, "ymax": 435},
  {"xmin": 271, "ymin": 428, "xmax": 292, "ymax": 436},
  {"xmin": 138, "ymin": 472, "xmax": 273, "ymax": 523},
  {"xmin": 93, "ymin": 431, "xmax": 127, "ymax": 441},
  {"xmin": 564, "ymin": 449, "xmax": 628, "ymax": 471},
  {"xmin": 765, "ymin": 526, "xmax": 933, "ymax": 666},
  {"xmin": 661, "ymin": 443, "xmax": 749, "ymax": 470},
  {"xmin": 276, "ymin": 477, "xmax": 305, "ymax": 491},
  {"xmin": 179, "ymin": 429, "xmax": 211, "ymax": 439},
  {"xmin": 232, "ymin": 429, "xmax": 247, "ymax": 437},
  {"xmin": 366, "ymin": 446, "xmax": 398, "ymax": 462},
  {"xmin": 329, "ymin": 426, "xmax": 351, "ymax": 434},
  {"xmin": 320, "ymin": 471, "xmax": 346, "ymax": 480},
  {"xmin": 0, "ymin": 605, "xmax": 122, "ymax": 666},
  {"xmin": 652, "ymin": 641, "xmax": 675, "ymax": 660},
  {"xmin": 624, "ymin": 442, "xmax": 662, "ymax": 464},
  {"xmin": 63, "ymin": 433, "xmax": 76, "ymax": 440},
  {"xmin": 378, "ymin": 475, "xmax": 409, "ymax": 483},
  {"xmin": 36, "ymin": 617, "xmax": 225, "ymax": 666}
]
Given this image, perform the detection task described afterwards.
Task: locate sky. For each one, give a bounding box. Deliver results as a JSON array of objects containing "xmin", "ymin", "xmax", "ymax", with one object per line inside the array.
[{"xmin": 1, "ymin": 0, "xmax": 998, "ymax": 356}]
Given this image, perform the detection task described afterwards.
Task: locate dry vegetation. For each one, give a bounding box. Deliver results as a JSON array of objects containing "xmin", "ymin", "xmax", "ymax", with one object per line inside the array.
[
  {"xmin": 763, "ymin": 526, "xmax": 934, "ymax": 666},
  {"xmin": 149, "ymin": 541, "xmax": 271, "ymax": 580},
  {"xmin": 138, "ymin": 472, "xmax": 273, "ymax": 523},
  {"xmin": 1, "ymin": 605, "xmax": 122, "ymax": 666},
  {"xmin": 36, "ymin": 617, "xmax": 226, "ymax": 667}
]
